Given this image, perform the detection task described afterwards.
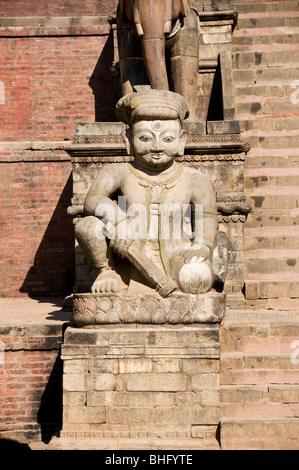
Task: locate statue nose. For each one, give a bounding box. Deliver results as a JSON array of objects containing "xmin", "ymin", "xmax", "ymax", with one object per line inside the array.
[{"xmin": 151, "ymin": 136, "xmax": 163, "ymax": 152}]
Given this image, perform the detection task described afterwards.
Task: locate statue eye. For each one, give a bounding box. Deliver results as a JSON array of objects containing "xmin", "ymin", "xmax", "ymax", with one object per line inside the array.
[
  {"xmin": 163, "ymin": 136, "xmax": 175, "ymax": 143},
  {"xmin": 139, "ymin": 135, "xmax": 152, "ymax": 142}
]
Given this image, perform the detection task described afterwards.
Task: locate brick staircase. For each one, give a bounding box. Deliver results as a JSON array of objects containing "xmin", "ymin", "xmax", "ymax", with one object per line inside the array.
[
  {"xmin": 220, "ymin": 0, "xmax": 299, "ymax": 450},
  {"xmin": 232, "ymin": 0, "xmax": 299, "ymax": 300}
]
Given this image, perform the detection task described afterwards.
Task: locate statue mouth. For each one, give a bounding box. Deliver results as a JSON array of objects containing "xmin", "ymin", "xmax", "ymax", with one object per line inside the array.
[{"xmin": 150, "ymin": 154, "xmax": 165, "ymax": 160}]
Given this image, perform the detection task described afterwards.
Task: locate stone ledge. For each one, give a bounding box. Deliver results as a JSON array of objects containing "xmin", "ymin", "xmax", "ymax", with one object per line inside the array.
[
  {"xmin": 0, "ymin": 16, "xmax": 110, "ymax": 37},
  {"xmin": 49, "ymin": 436, "xmax": 220, "ymax": 450},
  {"xmin": 62, "ymin": 325, "xmax": 221, "ymax": 360},
  {"xmin": 67, "ymin": 121, "xmax": 248, "ymax": 156}
]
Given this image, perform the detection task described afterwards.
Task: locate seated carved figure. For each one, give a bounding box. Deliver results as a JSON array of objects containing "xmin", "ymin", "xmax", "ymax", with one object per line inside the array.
[{"xmin": 75, "ymin": 89, "xmax": 226, "ymax": 297}]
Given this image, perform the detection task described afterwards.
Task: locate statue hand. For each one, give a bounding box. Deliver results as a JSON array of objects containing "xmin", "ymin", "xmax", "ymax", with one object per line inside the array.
[
  {"xmin": 179, "ymin": 245, "xmax": 211, "ymax": 265},
  {"xmin": 109, "ymin": 220, "xmax": 134, "ymax": 258}
]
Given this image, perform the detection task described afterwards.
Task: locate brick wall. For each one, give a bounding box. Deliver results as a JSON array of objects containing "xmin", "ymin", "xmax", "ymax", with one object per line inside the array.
[
  {"xmin": 0, "ymin": 34, "xmax": 116, "ymax": 142},
  {"xmin": 0, "ymin": 1, "xmax": 117, "ymax": 298},
  {"xmin": 0, "ymin": 324, "xmax": 64, "ymax": 443},
  {"xmin": 0, "ymin": 0, "xmax": 116, "ymax": 17},
  {"xmin": 0, "ymin": 151, "xmax": 75, "ymax": 297}
]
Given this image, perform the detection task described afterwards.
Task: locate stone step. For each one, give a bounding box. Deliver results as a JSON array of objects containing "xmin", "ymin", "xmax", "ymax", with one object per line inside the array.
[
  {"xmin": 233, "ymin": 32, "xmax": 299, "ymax": 47},
  {"xmin": 221, "ymin": 385, "xmax": 268, "ymax": 404},
  {"xmin": 245, "ymin": 195, "xmax": 299, "ymax": 211},
  {"xmin": 221, "ymin": 314, "xmax": 299, "ymax": 353},
  {"xmin": 235, "ymin": 84, "xmax": 296, "ymax": 99},
  {"xmin": 237, "ymin": 12, "xmax": 299, "ymax": 30},
  {"xmin": 48, "ymin": 436, "xmax": 220, "ymax": 450},
  {"xmin": 233, "ymin": 25, "xmax": 299, "ymax": 43},
  {"xmin": 233, "ymin": 42, "xmax": 299, "ymax": 54},
  {"xmin": 245, "ymin": 254, "xmax": 299, "ymax": 274},
  {"xmin": 233, "ymin": 49, "xmax": 299, "ymax": 69},
  {"xmin": 236, "ymin": 100, "xmax": 298, "ymax": 118},
  {"xmin": 245, "ymin": 170, "xmax": 299, "ymax": 189},
  {"xmin": 221, "ymin": 365, "xmax": 299, "ymax": 386},
  {"xmin": 234, "ymin": 1, "xmax": 299, "ymax": 14},
  {"xmin": 245, "ymin": 234, "xmax": 299, "ymax": 251},
  {"xmin": 243, "ymin": 280, "xmax": 299, "ymax": 300},
  {"xmin": 221, "ymin": 419, "xmax": 299, "ymax": 450},
  {"xmin": 245, "ymin": 225, "xmax": 299, "ymax": 242},
  {"xmin": 244, "ymin": 133, "xmax": 299, "ymax": 150},
  {"xmin": 222, "ymin": 401, "xmax": 299, "ymax": 420},
  {"xmin": 239, "ymin": 118, "xmax": 299, "ymax": 133},
  {"xmin": 222, "ymin": 353, "xmax": 299, "ymax": 371},
  {"xmin": 245, "ymin": 190, "xmax": 299, "ymax": 211},
  {"xmin": 221, "ymin": 384, "xmax": 299, "ymax": 418},
  {"xmin": 245, "ymin": 213, "xmax": 299, "ymax": 229},
  {"xmin": 244, "ymin": 147, "xmax": 299, "ymax": 168},
  {"xmin": 233, "ymin": 0, "xmax": 296, "ymax": 3},
  {"xmin": 245, "ymin": 154, "xmax": 299, "ymax": 170},
  {"xmin": 233, "ymin": 66, "xmax": 299, "ymax": 85}
]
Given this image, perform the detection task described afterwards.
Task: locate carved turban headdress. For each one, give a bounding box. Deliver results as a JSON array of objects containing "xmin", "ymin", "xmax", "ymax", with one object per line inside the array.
[{"xmin": 115, "ymin": 88, "xmax": 189, "ymax": 126}]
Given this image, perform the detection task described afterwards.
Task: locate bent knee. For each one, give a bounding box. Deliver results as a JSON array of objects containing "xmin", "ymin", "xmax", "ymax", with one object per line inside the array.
[{"xmin": 75, "ymin": 216, "xmax": 105, "ymax": 241}]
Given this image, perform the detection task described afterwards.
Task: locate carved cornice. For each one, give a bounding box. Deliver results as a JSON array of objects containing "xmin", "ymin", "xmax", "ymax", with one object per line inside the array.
[
  {"xmin": 70, "ymin": 154, "xmax": 246, "ymax": 164},
  {"xmin": 67, "ymin": 133, "xmax": 249, "ymax": 161}
]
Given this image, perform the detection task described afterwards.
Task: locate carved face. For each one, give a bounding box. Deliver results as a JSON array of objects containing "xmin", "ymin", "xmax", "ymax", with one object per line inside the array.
[{"xmin": 129, "ymin": 120, "xmax": 187, "ymax": 171}]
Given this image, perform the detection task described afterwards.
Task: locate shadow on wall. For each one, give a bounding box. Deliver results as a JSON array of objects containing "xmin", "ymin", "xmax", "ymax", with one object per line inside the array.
[
  {"xmin": 20, "ymin": 174, "xmax": 75, "ymax": 298},
  {"xmin": 89, "ymin": 31, "xmax": 119, "ymax": 122},
  {"xmin": 37, "ymin": 354, "xmax": 64, "ymax": 443}
]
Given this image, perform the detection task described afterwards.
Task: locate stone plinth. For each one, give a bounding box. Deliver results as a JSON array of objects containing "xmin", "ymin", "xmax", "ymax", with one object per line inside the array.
[
  {"xmin": 72, "ymin": 292, "xmax": 226, "ymax": 327},
  {"xmin": 59, "ymin": 322, "xmax": 221, "ymax": 449}
]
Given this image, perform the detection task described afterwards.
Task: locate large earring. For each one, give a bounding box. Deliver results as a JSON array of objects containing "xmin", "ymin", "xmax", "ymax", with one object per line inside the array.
[
  {"xmin": 178, "ymin": 130, "xmax": 187, "ymax": 156},
  {"xmin": 122, "ymin": 128, "xmax": 132, "ymax": 155}
]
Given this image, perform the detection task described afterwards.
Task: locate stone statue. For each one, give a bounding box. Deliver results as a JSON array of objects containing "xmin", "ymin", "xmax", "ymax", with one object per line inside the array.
[
  {"xmin": 74, "ymin": 89, "xmax": 226, "ymax": 300},
  {"xmin": 116, "ymin": 0, "xmax": 200, "ymax": 119}
]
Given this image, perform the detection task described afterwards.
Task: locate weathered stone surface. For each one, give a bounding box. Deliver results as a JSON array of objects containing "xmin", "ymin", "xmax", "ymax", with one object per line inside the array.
[
  {"xmin": 207, "ymin": 120, "xmax": 241, "ymax": 135},
  {"xmin": 126, "ymin": 373, "xmax": 188, "ymax": 392},
  {"xmin": 221, "ymin": 419, "xmax": 299, "ymax": 451},
  {"xmin": 61, "ymin": 324, "xmax": 221, "ymax": 445},
  {"xmin": 72, "ymin": 291, "xmax": 226, "ymax": 326}
]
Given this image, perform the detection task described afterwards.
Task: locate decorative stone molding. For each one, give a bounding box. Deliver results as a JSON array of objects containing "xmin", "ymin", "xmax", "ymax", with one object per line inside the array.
[
  {"xmin": 70, "ymin": 153, "xmax": 246, "ymax": 163},
  {"xmin": 218, "ymin": 214, "xmax": 247, "ymax": 224},
  {"xmin": 73, "ymin": 135, "xmax": 125, "ymax": 145},
  {"xmin": 72, "ymin": 292, "xmax": 226, "ymax": 327}
]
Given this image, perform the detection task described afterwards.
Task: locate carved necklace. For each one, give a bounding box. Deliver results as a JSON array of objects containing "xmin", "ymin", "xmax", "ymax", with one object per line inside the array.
[
  {"xmin": 127, "ymin": 163, "xmax": 183, "ymax": 276},
  {"xmin": 127, "ymin": 163, "xmax": 183, "ymax": 191}
]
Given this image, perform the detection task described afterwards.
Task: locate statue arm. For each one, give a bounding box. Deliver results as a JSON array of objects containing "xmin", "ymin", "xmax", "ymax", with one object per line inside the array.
[
  {"xmin": 83, "ymin": 165, "xmax": 127, "ymax": 226},
  {"xmin": 191, "ymin": 175, "xmax": 218, "ymax": 250}
]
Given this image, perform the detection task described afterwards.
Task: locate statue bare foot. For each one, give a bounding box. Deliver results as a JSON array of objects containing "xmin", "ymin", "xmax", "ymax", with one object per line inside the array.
[{"xmin": 91, "ymin": 270, "xmax": 121, "ymax": 294}]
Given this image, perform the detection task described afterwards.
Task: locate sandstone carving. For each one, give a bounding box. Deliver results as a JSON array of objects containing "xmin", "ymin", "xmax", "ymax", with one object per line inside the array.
[
  {"xmin": 73, "ymin": 291, "xmax": 226, "ymax": 327},
  {"xmin": 72, "ymin": 89, "xmax": 227, "ymax": 325}
]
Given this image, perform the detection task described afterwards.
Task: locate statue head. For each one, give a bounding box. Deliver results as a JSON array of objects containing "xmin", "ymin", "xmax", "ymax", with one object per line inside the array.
[{"xmin": 116, "ymin": 89, "xmax": 189, "ymax": 171}]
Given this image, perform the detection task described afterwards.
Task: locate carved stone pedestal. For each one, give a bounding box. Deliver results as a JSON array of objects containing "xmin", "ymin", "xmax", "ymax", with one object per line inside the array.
[
  {"xmin": 52, "ymin": 292, "xmax": 224, "ymax": 450},
  {"xmin": 72, "ymin": 292, "xmax": 226, "ymax": 327}
]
